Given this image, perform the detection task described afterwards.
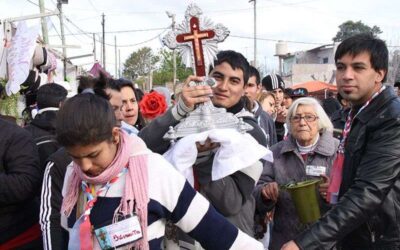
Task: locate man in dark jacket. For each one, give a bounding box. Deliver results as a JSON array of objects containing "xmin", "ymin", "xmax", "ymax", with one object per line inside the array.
[
  {"xmin": 322, "ymin": 91, "xmax": 341, "ymax": 117},
  {"xmin": 282, "ymin": 34, "xmax": 400, "ymax": 250},
  {"xmin": 245, "ymin": 65, "xmax": 277, "ymax": 146},
  {"xmin": 25, "ymin": 83, "xmax": 67, "ymax": 171},
  {"xmin": 0, "ymin": 118, "xmax": 42, "ymax": 249}
]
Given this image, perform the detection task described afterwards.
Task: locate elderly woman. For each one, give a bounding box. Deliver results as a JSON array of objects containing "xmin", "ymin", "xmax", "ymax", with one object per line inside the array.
[{"xmin": 253, "ymin": 97, "xmax": 339, "ymax": 250}]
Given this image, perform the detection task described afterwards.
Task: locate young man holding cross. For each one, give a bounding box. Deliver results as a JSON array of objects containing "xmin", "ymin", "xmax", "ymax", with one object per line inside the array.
[{"xmin": 139, "ymin": 51, "xmax": 266, "ymax": 239}]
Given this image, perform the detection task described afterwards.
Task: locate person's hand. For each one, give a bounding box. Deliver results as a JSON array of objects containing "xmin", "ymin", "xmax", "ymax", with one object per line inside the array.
[
  {"xmin": 181, "ymin": 75, "xmax": 213, "ymax": 109},
  {"xmin": 281, "ymin": 241, "xmax": 300, "ymax": 250},
  {"xmin": 319, "ymin": 174, "xmax": 330, "ymax": 200},
  {"xmin": 276, "ymin": 106, "xmax": 287, "ymax": 123},
  {"xmin": 196, "ymin": 137, "xmax": 220, "ymax": 153},
  {"xmin": 261, "ymin": 182, "xmax": 279, "ymax": 202}
]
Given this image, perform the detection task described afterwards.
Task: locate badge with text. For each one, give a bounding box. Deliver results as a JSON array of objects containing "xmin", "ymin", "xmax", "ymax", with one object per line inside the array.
[
  {"xmin": 94, "ymin": 215, "xmax": 142, "ymax": 250},
  {"xmin": 306, "ymin": 165, "xmax": 326, "ymax": 177}
]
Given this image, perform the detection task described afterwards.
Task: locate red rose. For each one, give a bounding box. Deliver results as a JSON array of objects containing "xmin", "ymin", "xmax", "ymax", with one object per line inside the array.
[{"xmin": 139, "ymin": 91, "xmax": 168, "ymax": 119}]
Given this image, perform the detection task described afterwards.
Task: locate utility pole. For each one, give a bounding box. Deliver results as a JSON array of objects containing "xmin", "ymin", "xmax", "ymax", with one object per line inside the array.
[
  {"xmin": 114, "ymin": 35, "xmax": 117, "ymax": 78},
  {"xmin": 249, "ymin": 0, "xmax": 257, "ymax": 67},
  {"xmin": 38, "ymin": 0, "xmax": 49, "ymax": 44},
  {"xmin": 118, "ymin": 49, "xmax": 121, "ymax": 78},
  {"xmin": 148, "ymin": 56, "xmax": 152, "ymax": 91},
  {"xmin": 93, "ymin": 33, "xmax": 96, "ymax": 62},
  {"xmin": 100, "ymin": 35, "xmax": 103, "ymax": 65},
  {"xmin": 57, "ymin": 0, "xmax": 67, "ymax": 80},
  {"xmin": 166, "ymin": 11, "xmax": 177, "ymax": 93},
  {"xmin": 102, "ymin": 13, "xmax": 106, "ymax": 70}
]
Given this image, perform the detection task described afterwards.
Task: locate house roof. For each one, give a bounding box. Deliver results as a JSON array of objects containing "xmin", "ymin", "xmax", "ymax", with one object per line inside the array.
[{"xmin": 293, "ymin": 81, "xmax": 337, "ymax": 93}]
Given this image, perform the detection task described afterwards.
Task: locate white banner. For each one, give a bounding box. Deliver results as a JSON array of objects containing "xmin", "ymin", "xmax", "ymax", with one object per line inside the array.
[{"xmin": 6, "ymin": 21, "xmax": 39, "ymax": 95}]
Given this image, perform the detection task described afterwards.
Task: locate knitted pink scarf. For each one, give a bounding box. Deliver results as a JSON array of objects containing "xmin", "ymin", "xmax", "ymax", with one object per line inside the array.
[{"xmin": 62, "ymin": 131, "xmax": 149, "ymax": 250}]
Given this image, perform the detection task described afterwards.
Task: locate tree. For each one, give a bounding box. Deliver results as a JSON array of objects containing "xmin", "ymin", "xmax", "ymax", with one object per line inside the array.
[
  {"xmin": 122, "ymin": 47, "xmax": 160, "ymax": 80},
  {"xmin": 387, "ymin": 50, "xmax": 400, "ymax": 84},
  {"xmin": 152, "ymin": 49, "xmax": 193, "ymax": 87},
  {"xmin": 332, "ymin": 20, "xmax": 382, "ymax": 42}
]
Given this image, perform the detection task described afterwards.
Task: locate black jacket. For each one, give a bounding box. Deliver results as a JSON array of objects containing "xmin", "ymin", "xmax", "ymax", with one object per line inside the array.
[
  {"xmin": 0, "ymin": 118, "xmax": 41, "ymax": 243},
  {"xmin": 40, "ymin": 148, "xmax": 71, "ymax": 250},
  {"xmin": 295, "ymin": 87, "xmax": 400, "ymax": 249},
  {"xmin": 330, "ymin": 108, "xmax": 350, "ymax": 140},
  {"xmin": 25, "ymin": 111, "xmax": 59, "ymax": 172},
  {"xmin": 322, "ymin": 97, "xmax": 341, "ymax": 117}
]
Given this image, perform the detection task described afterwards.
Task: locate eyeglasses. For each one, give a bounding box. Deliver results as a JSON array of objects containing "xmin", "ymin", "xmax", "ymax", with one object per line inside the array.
[{"xmin": 290, "ymin": 115, "xmax": 319, "ymax": 123}]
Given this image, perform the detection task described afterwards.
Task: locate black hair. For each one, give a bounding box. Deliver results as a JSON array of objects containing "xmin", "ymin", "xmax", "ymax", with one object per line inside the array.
[
  {"xmin": 248, "ymin": 65, "xmax": 261, "ymax": 85},
  {"xmin": 209, "ymin": 50, "xmax": 250, "ymax": 84},
  {"xmin": 56, "ymin": 93, "xmax": 117, "ymax": 147},
  {"xmin": 134, "ymin": 88, "xmax": 144, "ymax": 103},
  {"xmin": 78, "ymin": 73, "xmax": 122, "ymax": 101},
  {"xmin": 335, "ymin": 33, "xmax": 388, "ymax": 82},
  {"xmin": 36, "ymin": 83, "xmax": 68, "ymax": 109},
  {"xmin": 77, "ymin": 75, "xmax": 95, "ymax": 94}
]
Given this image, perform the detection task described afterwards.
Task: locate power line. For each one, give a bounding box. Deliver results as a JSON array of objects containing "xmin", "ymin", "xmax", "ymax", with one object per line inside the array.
[
  {"xmin": 230, "ymin": 34, "xmax": 327, "ymax": 45},
  {"xmin": 63, "ymin": 15, "xmax": 167, "ymax": 48},
  {"xmin": 87, "ymin": 0, "xmax": 100, "ymax": 13},
  {"xmin": 47, "ymin": 17, "xmax": 63, "ymax": 41},
  {"xmin": 63, "ymin": 21, "xmax": 92, "ymax": 45},
  {"xmin": 48, "ymin": 26, "xmax": 168, "ymax": 37},
  {"xmin": 116, "ymin": 28, "xmax": 168, "ymax": 47}
]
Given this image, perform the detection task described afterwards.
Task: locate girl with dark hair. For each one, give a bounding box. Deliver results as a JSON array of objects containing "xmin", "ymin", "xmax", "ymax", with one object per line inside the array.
[
  {"xmin": 40, "ymin": 74, "xmax": 135, "ymax": 249},
  {"xmin": 56, "ymin": 93, "xmax": 263, "ymax": 250}
]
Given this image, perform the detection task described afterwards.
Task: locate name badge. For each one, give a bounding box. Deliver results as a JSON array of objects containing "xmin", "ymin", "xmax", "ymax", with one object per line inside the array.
[
  {"xmin": 94, "ymin": 215, "xmax": 143, "ymax": 250},
  {"xmin": 305, "ymin": 165, "xmax": 326, "ymax": 176}
]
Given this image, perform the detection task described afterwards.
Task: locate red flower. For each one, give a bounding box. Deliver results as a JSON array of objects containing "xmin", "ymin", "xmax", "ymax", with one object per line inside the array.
[{"xmin": 139, "ymin": 91, "xmax": 168, "ymax": 119}]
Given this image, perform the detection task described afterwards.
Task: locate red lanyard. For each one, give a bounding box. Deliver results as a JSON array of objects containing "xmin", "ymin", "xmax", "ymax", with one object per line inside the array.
[
  {"xmin": 339, "ymin": 86, "xmax": 386, "ymax": 153},
  {"xmin": 81, "ymin": 167, "xmax": 127, "ymax": 219}
]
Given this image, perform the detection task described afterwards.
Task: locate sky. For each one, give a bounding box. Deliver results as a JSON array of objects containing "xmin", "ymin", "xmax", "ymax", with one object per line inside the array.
[{"xmin": 1, "ymin": 0, "xmax": 400, "ymax": 78}]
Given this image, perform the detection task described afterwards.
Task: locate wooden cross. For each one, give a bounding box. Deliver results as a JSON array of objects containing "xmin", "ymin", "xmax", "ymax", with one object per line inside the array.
[{"xmin": 176, "ymin": 17, "xmax": 215, "ymax": 77}]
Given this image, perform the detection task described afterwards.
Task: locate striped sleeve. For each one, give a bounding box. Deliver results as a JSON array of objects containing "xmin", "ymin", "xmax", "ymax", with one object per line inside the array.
[
  {"xmin": 148, "ymin": 153, "xmax": 263, "ymax": 249},
  {"xmin": 40, "ymin": 159, "xmax": 69, "ymax": 250}
]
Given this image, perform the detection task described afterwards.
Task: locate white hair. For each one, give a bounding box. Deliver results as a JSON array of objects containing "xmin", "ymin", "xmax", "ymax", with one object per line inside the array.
[{"xmin": 286, "ymin": 97, "xmax": 333, "ymax": 133}]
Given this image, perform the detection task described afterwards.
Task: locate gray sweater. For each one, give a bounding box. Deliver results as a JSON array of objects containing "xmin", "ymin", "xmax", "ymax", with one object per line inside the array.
[{"xmin": 253, "ymin": 131, "xmax": 339, "ymax": 250}]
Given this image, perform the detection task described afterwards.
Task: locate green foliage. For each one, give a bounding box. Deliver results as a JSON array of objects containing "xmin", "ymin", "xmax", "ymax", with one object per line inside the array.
[
  {"xmin": 152, "ymin": 49, "xmax": 193, "ymax": 85},
  {"xmin": 0, "ymin": 78, "xmax": 20, "ymax": 118},
  {"xmin": 333, "ymin": 20, "xmax": 382, "ymax": 42},
  {"xmin": 122, "ymin": 47, "xmax": 160, "ymax": 79}
]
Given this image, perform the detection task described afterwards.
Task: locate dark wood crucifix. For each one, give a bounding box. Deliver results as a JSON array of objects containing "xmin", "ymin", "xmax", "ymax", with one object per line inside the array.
[{"xmin": 176, "ymin": 17, "xmax": 215, "ymax": 76}]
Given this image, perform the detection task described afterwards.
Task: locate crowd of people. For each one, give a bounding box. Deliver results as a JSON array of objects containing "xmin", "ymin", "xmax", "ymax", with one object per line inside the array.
[{"xmin": 0, "ymin": 33, "xmax": 399, "ymax": 250}]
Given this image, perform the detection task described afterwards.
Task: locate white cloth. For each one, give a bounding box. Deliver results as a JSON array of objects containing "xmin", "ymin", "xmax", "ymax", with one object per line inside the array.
[
  {"xmin": 6, "ymin": 21, "xmax": 40, "ymax": 95},
  {"xmin": 163, "ymin": 128, "xmax": 273, "ymax": 187}
]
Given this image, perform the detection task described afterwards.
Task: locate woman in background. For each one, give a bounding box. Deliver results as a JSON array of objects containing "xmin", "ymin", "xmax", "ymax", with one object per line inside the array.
[{"xmin": 117, "ymin": 79, "xmax": 145, "ymax": 133}]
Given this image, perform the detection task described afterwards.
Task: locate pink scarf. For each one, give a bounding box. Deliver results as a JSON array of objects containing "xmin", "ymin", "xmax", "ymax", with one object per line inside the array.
[{"xmin": 62, "ymin": 131, "xmax": 149, "ymax": 250}]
